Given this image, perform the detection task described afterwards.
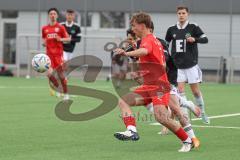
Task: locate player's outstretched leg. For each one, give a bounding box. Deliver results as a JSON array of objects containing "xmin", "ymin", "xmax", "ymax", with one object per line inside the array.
[
  {"xmin": 190, "ymin": 83, "xmax": 210, "ymax": 124},
  {"xmin": 57, "ymin": 67, "xmax": 69, "ymax": 100},
  {"xmin": 179, "ymin": 97, "xmax": 201, "ymax": 118},
  {"xmin": 168, "ymin": 95, "xmax": 200, "ymax": 149},
  {"xmin": 153, "ymin": 103, "xmax": 193, "ymax": 152},
  {"xmin": 147, "ymin": 94, "xmax": 200, "ymax": 149},
  {"xmin": 114, "ymin": 93, "xmax": 141, "ymax": 141},
  {"xmin": 180, "ymin": 107, "xmax": 200, "ymax": 148},
  {"xmin": 47, "ymin": 68, "xmax": 59, "ymax": 96}
]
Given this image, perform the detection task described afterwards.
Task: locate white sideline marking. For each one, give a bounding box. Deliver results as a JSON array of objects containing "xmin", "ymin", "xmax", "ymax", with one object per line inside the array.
[
  {"xmin": 150, "ymin": 113, "xmax": 240, "ymax": 126},
  {"xmin": 192, "ymin": 125, "xmax": 240, "ymax": 129},
  {"xmin": 157, "ymin": 125, "xmax": 240, "ymax": 133},
  {"xmin": 191, "ymin": 113, "xmax": 240, "ymax": 121}
]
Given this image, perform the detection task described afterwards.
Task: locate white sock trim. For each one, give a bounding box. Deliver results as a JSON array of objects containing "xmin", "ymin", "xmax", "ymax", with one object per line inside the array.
[{"xmin": 127, "ymin": 125, "xmax": 137, "ymax": 132}]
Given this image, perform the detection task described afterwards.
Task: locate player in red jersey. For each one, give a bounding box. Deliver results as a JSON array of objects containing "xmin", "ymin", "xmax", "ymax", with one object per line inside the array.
[
  {"xmin": 42, "ymin": 8, "xmax": 71, "ymax": 100},
  {"xmin": 114, "ymin": 12, "xmax": 193, "ymax": 152}
]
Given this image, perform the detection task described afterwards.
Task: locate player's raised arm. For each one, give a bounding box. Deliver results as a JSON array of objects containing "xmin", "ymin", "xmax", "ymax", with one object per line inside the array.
[
  {"xmin": 114, "ymin": 48, "xmax": 148, "ymax": 57},
  {"xmin": 57, "ymin": 26, "xmax": 71, "ymax": 43},
  {"xmin": 56, "ymin": 36, "xmax": 71, "ymax": 43},
  {"xmin": 127, "ymin": 48, "xmax": 148, "ymax": 57},
  {"xmin": 56, "ymin": 35, "xmax": 71, "ymax": 43}
]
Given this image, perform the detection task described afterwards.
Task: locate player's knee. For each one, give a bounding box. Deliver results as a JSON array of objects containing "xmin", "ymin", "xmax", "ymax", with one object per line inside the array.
[
  {"xmin": 156, "ymin": 115, "xmax": 168, "ymax": 126},
  {"xmin": 153, "ymin": 107, "xmax": 168, "ymax": 125}
]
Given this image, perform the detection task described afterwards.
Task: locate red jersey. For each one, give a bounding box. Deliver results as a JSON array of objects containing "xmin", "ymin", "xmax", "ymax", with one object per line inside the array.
[
  {"xmin": 139, "ymin": 34, "xmax": 169, "ymax": 84},
  {"xmin": 42, "ymin": 22, "xmax": 69, "ymax": 56},
  {"xmin": 134, "ymin": 34, "xmax": 170, "ymax": 106}
]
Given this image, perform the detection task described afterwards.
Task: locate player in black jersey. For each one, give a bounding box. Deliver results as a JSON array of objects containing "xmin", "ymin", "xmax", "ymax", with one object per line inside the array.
[
  {"xmin": 61, "ymin": 9, "xmax": 81, "ymax": 61},
  {"xmin": 110, "ymin": 29, "xmax": 136, "ymax": 88},
  {"xmin": 165, "ymin": 6, "xmax": 209, "ymax": 124}
]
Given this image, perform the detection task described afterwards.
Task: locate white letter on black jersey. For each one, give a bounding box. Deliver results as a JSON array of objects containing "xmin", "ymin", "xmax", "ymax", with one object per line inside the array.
[{"xmin": 176, "ymin": 39, "xmax": 186, "ymax": 53}]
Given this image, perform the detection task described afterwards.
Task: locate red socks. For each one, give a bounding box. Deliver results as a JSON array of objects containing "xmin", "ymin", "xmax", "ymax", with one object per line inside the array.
[
  {"xmin": 48, "ymin": 74, "xmax": 67, "ymax": 94},
  {"xmin": 48, "ymin": 75, "xmax": 59, "ymax": 88},
  {"xmin": 60, "ymin": 78, "xmax": 68, "ymax": 94},
  {"xmin": 175, "ymin": 128, "xmax": 189, "ymax": 142},
  {"xmin": 123, "ymin": 116, "xmax": 137, "ymax": 132},
  {"xmin": 123, "ymin": 116, "xmax": 136, "ymax": 128}
]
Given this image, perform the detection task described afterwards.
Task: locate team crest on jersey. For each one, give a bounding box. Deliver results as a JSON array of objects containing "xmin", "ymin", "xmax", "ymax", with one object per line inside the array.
[
  {"xmin": 71, "ymin": 30, "xmax": 76, "ymax": 34},
  {"xmin": 55, "ymin": 27, "xmax": 60, "ymax": 32},
  {"xmin": 185, "ymin": 33, "xmax": 191, "ymax": 38}
]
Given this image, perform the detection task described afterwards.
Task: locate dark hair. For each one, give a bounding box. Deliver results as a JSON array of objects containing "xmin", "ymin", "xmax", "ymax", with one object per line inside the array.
[
  {"xmin": 126, "ymin": 28, "xmax": 135, "ymax": 37},
  {"xmin": 66, "ymin": 9, "xmax": 75, "ymax": 13},
  {"xmin": 150, "ymin": 21, "xmax": 154, "ymax": 32},
  {"xmin": 130, "ymin": 12, "xmax": 152, "ymax": 28},
  {"xmin": 48, "ymin": 8, "xmax": 59, "ymax": 15},
  {"xmin": 177, "ymin": 6, "xmax": 189, "ymax": 12}
]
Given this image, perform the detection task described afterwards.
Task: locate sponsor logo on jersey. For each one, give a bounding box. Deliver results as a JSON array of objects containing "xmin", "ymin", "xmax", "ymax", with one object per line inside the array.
[{"xmin": 47, "ymin": 33, "xmax": 58, "ymax": 39}]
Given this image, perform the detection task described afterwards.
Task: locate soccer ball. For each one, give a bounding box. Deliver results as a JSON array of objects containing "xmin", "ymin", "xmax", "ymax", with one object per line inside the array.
[{"xmin": 32, "ymin": 54, "xmax": 51, "ymax": 73}]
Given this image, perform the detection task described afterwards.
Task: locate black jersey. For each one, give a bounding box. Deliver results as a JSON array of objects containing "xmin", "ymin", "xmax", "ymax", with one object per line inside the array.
[
  {"xmin": 165, "ymin": 21, "xmax": 208, "ymax": 69},
  {"xmin": 157, "ymin": 38, "xmax": 177, "ymax": 86},
  {"xmin": 61, "ymin": 22, "xmax": 81, "ymax": 53}
]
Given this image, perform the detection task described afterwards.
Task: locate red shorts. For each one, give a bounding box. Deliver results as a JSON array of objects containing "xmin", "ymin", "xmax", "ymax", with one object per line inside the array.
[
  {"xmin": 134, "ymin": 85, "xmax": 170, "ymax": 106},
  {"xmin": 48, "ymin": 54, "xmax": 63, "ymax": 69}
]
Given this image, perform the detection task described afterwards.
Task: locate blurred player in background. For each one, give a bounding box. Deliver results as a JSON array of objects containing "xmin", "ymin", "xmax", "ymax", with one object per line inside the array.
[
  {"xmin": 165, "ymin": 6, "xmax": 209, "ymax": 124},
  {"xmin": 114, "ymin": 12, "xmax": 193, "ymax": 152},
  {"xmin": 125, "ymin": 29, "xmax": 139, "ymax": 72},
  {"xmin": 108, "ymin": 29, "xmax": 138, "ymax": 83},
  {"xmin": 111, "ymin": 53, "xmax": 128, "ymax": 89},
  {"xmin": 42, "ymin": 8, "xmax": 71, "ymax": 100},
  {"xmin": 110, "ymin": 30, "xmax": 129, "ymax": 88},
  {"xmin": 61, "ymin": 9, "xmax": 81, "ymax": 61}
]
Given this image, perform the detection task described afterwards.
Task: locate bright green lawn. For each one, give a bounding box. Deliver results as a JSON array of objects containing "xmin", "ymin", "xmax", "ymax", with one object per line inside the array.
[{"xmin": 0, "ymin": 77, "xmax": 239, "ymax": 160}]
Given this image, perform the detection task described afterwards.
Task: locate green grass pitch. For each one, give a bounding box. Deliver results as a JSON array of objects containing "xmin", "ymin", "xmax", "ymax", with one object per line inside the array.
[{"xmin": 0, "ymin": 77, "xmax": 239, "ymax": 160}]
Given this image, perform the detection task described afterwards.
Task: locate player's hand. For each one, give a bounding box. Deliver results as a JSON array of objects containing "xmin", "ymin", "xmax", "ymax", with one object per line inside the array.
[
  {"xmin": 114, "ymin": 48, "xmax": 126, "ymax": 55},
  {"xmin": 187, "ymin": 37, "xmax": 196, "ymax": 43},
  {"xmin": 63, "ymin": 35, "xmax": 72, "ymax": 44},
  {"xmin": 56, "ymin": 35, "xmax": 62, "ymax": 42}
]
